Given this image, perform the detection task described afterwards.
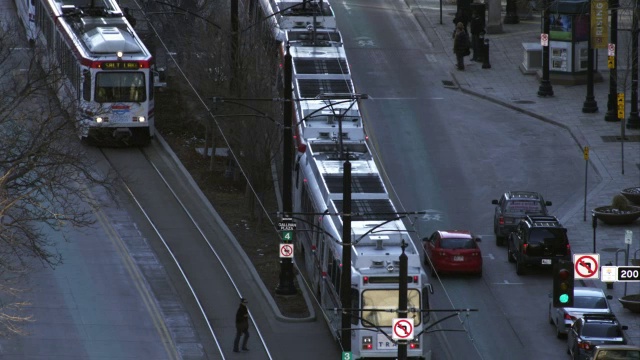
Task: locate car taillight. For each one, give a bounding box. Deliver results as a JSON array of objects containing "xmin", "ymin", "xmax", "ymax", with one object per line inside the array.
[
  {"xmin": 410, "ymin": 340, "xmax": 420, "ymax": 349},
  {"xmin": 499, "ymin": 216, "xmax": 504, "ymax": 225},
  {"xmin": 522, "ymin": 244, "xmax": 528, "ymax": 254},
  {"xmin": 566, "ymin": 243, "xmax": 571, "ymax": 255},
  {"xmin": 578, "ymin": 342, "xmax": 592, "ymax": 350},
  {"xmin": 563, "ymin": 313, "xmax": 574, "ymax": 321}
]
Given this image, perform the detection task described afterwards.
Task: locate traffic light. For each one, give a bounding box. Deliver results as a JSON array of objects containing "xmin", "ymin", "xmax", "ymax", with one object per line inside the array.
[{"xmin": 553, "ymin": 260, "xmax": 574, "ymax": 307}]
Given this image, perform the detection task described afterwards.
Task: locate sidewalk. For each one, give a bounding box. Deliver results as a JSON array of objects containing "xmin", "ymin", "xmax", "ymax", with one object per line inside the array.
[{"xmin": 408, "ymin": 0, "xmax": 640, "ymax": 345}]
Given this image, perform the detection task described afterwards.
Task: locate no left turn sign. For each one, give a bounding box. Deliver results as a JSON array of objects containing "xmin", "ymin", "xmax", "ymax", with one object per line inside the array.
[
  {"xmin": 573, "ymin": 253, "xmax": 600, "ymax": 279},
  {"xmin": 392, "ymin": 318, "xmax": 414, "ymax": 340},
  {"xmin": 279, "ymin": 243, "xmax": 294, "ymax": 258}
]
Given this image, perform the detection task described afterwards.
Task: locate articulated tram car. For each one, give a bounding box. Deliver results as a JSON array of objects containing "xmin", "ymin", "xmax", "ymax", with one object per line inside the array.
[
  {"xmin": 264, "ymin": 0, "xmax": 435, "ymax": 358},
  {"xmin": 15, "ymin": 0, "xmax": 155, "ymax": 145}
]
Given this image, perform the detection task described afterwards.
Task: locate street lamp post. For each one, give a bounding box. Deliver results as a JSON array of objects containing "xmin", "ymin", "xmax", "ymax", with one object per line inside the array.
[
  {"xmin": 340, "ymin": 158, "xmax": 352, "ymax": 353},
  {"xmin": 605, "ymin": 0, "xmax": 619, "ymax": 122},
  {"xmin": 582, "ymin": 22, "xmax": 598, "ymax": 113},
  {"xmin": 276, "ymin": 43, "xmax": 297, "ymax": 295},
  {"xmin": 538, "ymin": 0, "xmax": 554, "ymax": 97},
  {"xmin": 629, "ymin": 7, "xmax": 640, "ymax": 129},
  {"xmin": 398, "ymin": 240, "xmax": 408, "ymax": 360}
]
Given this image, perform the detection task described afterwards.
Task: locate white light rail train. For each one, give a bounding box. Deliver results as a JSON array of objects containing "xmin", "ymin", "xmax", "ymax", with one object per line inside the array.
[
  {"xmin": 15, "ymin": 0, "xmax": 155, "ymax": 145},
  {"xmin": 264, "ymin": 0, "xmax": 434, "ymax": 358}
]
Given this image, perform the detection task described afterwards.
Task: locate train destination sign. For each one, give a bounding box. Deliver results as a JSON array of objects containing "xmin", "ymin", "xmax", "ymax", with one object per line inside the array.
[{"xmin": 101, "ymin": 61, "xmax": 141, "ymax": 70}]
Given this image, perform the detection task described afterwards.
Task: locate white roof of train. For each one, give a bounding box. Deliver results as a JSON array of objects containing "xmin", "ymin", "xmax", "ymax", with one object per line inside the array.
[
  {"xmin": 269, "ymin": 0, "xmax": 337, "ymax": 30},
  {"xmin": 44, "ymin": 0, "xmax": 151, "ymax": 60}
]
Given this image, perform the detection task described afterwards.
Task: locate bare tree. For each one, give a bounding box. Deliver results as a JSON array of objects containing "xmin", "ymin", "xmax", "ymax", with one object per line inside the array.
[
  {"xmin": 0, "ymin": 20, "xmax": 114, "ymax": 336},
  {"xmin": 147, "ymin": 0, "xmax": 283, "ymax": 222}
]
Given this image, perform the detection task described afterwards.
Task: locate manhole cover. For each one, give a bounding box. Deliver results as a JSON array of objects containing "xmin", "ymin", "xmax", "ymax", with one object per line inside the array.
[
  {"xmin": 513, "ymin": 100, "xmax": 535, "ymax": 104},
  {"xmin": 442, "ymin": 80, "xmax": 455, "ymax": 87}
]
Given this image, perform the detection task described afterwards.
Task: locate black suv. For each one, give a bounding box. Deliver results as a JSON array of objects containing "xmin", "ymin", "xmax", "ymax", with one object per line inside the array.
[
  {"xmin": 567, "ymin": 314, "xmax": 628, "ymax": 360},
  {"xmin": 507, "ymin": 215, "xmax": 570, "ymax": 275},
  {"xmin": 492, "ymin": 191, "xmax": 552, "ymax": 246}
]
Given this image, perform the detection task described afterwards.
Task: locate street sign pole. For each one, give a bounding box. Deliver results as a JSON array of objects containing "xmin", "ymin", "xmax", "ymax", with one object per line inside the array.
[{"xmin": 625, "ymin": 230, "xmax": 632, "ymax": 295}]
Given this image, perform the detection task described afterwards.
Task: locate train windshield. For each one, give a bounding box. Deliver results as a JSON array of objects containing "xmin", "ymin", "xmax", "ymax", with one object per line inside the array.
[
  {"xmin": 361, "ymin": 289, "xmax": 421, "ymax": 327},
  {"xmin": 95, "ymin": 72, "xmax": 146, "ymax": 103}
]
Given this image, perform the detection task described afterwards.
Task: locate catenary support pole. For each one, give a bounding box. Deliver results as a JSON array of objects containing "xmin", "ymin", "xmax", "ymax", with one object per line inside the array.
[
  {"xmin": 276, "ymin": 43, "xmax": 296, "ymax": 295},
  {"xmin": 341, "ymin": 159, "xmax": 352, "ymax": 353}
]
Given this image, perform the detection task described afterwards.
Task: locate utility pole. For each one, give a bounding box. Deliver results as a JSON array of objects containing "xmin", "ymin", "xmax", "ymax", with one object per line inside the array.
[
  {"xmin": 230, "ymin": 0, "xmax": 239, "ymax": 94},
  {"xmin": 629, "ymin": 7, "xmax": 640, "ymax": 128},
  {"xmin": 605, "ymin": 0, "xmax": 619, "ymax": 122},
  {"xmin": 398, "ymin": 240, "xmax": 408, "ymax": 360},
  {"xmin": 276, "ymin": 43, "xmax": 296, "ymax": 295},
  {"xmin": 538, "ymin": 0, "xmax": 554, "ymax": 97},
  {"xmin": 340, "ymin": 158, "xmax": 352, "ymax": 353}
]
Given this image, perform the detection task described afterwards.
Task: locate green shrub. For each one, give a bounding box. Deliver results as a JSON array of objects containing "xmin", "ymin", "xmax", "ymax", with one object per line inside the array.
[{"xmin": 612, "ymin": 194, "xmax": 631, "ymax": 211}]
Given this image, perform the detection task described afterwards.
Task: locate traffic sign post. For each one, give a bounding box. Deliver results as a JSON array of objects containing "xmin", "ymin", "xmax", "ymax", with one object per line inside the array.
[
  {"xmin": 278, "ymin": 217, "xmax": 296, "ymax": 243},
  {"xmin": 601, "ymin": 266, "xmax": 617, "ymax": 282},
  {"xmin": 392, "ymin": 318, "xmax": 414, "ymax": 341},
  {"xmin": 279, "ymin": 243, "xmax": 294, "ymax": 258},
  {"xmin": 574, "ymin": 253, "xmax": 600, "ymax": 279},
  {"xmin": 541, "ymin": 33, "xmax": 549, "ymax": 46}
]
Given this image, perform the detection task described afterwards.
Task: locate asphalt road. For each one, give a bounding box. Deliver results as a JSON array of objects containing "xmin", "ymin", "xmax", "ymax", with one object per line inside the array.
[{"xmin": 330, "ymin": 0, "xmax": 600, "ymax": 358}]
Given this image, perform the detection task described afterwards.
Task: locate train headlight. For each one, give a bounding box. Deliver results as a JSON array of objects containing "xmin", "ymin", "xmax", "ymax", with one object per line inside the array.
[
  {"xmin": 134, "ymin": 116, "xmax": 145, "ymax": 122},
  {"xmin": 96, "ymin": 117, "xmax": 103, "ymax": 123}
]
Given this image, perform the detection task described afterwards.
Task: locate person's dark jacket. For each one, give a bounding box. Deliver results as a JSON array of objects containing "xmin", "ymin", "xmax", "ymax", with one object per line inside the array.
[
  {"xmin": 236, "ymin": 304, "xmax": 248, "ymax": 329},
  {"xmin": 453, "ymin": 30, "xmax": 471, "ymax": 55},
  {"xmin": 470, "ymin": 16, "xmax": 484, "ymax": 35}
]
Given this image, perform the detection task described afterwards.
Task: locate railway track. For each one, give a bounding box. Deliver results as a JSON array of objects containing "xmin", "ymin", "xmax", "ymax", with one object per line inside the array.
[{"xmin": 99, "ymin": 141, "xmax": 275, "ymax": 360}]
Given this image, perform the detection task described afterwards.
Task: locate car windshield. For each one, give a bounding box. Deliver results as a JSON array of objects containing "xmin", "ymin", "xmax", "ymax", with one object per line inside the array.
[
  {"xmin": 440, "ymin": 238, "xmax": 476, "ymax": 249},
  {"xmin": 573, "ymin": 295, "xmax": 609, "ymax": 309},
  {"xmin": 583, "ymin": 324, "xmax": 623, "ymax": 338},
  {"xmin": 528, "ymin": 228, "xmax": 566, "ymax": 245},
  {"xmin": 596, "ymin": 349, "xmax": 640, "ymax": 359},
  {"xmin": 505, "ymin": 200, "xmax": 542, "ymax": 213}
]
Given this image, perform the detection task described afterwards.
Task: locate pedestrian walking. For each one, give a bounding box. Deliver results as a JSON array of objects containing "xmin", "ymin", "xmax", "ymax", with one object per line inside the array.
[
  {"xmin": 233, "ymin": 298, "xmax": 250, "ymax": 352},
  {"xmin": 453, "ymin": 22, "xmax": 471, "ymax": 70},
  {"xmin": 470, "ymin": 12, "xmax": 485, "ymax": 62}
]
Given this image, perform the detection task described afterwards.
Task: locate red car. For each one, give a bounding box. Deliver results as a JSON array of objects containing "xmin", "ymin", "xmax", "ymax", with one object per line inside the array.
[{"xmin": 423, "ymin": 230, "xmax": 482, "ymax": 276}]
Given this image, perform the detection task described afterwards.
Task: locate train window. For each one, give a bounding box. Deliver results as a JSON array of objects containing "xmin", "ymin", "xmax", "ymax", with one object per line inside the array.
[
  {"xmin": 95, "ymin": 72, "xmax": 146, "ymax": 103},
  {"xmin": 149, "ymin": 71, "xmax": 154, "ymax": 100},
  {"xmin": 361, "ymin": 289, "xmax": 421, "ymax": 327},
  {"xmin": 350, "ymin": 289, "xmax": 359, "ymax": 325},
  {"xmin": 82, "ymin": 70, "xmax": 90, "ymax": 101}
]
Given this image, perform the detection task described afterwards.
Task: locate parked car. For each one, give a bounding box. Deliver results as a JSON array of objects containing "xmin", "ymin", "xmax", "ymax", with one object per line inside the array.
[
  {"xmin": 588, "ymin": 345, "xmax": 640, "ymax": 359},
  {"xmin": 568, "ymin": 314, "xmax": 628, "ymax": 360},
  {"xmin": 506, "ymin": 215, "xmax": 570, "ymax": 275},
  {"xmin": 548, "ymin": 287, "xmax": 613, "ymax": 338},
  {"xmin": 492, "ymin": 191, "xmax": 552, "ymax": 246},
  {"xmin": 422, "ymin": 230, "xmax": 482, "ymax": 276}
]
